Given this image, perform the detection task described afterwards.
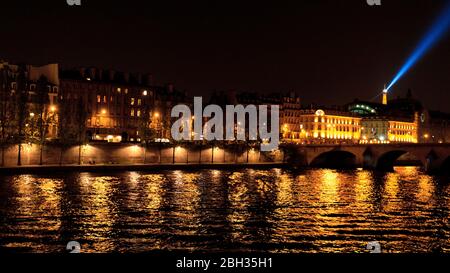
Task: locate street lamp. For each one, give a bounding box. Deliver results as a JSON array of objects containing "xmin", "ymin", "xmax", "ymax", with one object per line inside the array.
[{"xmin": 153, "ymin": 111, "xmax": 163, "ymax": 140}]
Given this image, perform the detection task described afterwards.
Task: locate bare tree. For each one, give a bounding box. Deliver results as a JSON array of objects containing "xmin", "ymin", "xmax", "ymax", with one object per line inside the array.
[
  {"xmin": 35, "ymin": 76, "xmax": 50, "ymax": 165},
  {"xmin": 58, "ymin": 94, "xmax": 79, "ymax": 165},
  {"xmin": 138, "ymin": 98, "xmax": 156, "ymax": 163},
  {"xmin": 15, "ymin": 67, "xmax": 28, "ymax": 166},
  {"xmin": 76, "ymin": 98, "xmax": 87, "ymax": 165},
  {"xmin": 0, "ymin": 66, "xmax": 16, "ymax": 166}
]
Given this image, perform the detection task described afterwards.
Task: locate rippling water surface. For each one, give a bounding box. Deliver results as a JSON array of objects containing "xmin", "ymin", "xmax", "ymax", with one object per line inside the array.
[{"xmin": 0, "ymin": 167, "xmax": 449, "ymax": 253}]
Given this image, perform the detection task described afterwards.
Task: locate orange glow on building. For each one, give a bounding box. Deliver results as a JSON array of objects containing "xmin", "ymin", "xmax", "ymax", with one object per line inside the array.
[
  {"xmin": 360, "ymin": 117, "xmax": 418, "ymax": 144},
  {"xmin": 289, "ymin": 109, "xmax": 361, "ymax": 144}
]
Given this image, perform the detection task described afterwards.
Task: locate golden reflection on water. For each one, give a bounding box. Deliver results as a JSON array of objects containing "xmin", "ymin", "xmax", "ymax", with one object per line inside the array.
[
  {"xmin": 78, "ymin": 173, "xmax": 119, "ymax": 252},
  {"xmin": 417, "ymin": 175, "xmax": 435, "ymax": 205},
  {"xmin": 354, "ymin": 171, "xmax": 374, "ymax": 206},
  {"xmin": 227, "ymin": 171, "xmax": 248, "ymax": 234},
  {"xmin": 0, "ymin": 166, "xmax": 449, "ymax": 253},
  {"xmin": 383, "ymin": 172, "xmax": 401, "ymax": 213},
  {"xmin": 275, "ymin": 169, "xmax": 295, "ymax": 205},
  {"xmin": 170, "ymin": 171, "xmax": 201, "ymax": 214},
  {"xmin": 318, "ymin": 170, "xmax": 340, "ymax": 210},
  {"xmin": 5, "ymin": 175, "xmax": 63, "ymax": 251},
  {"xmin": 142, "ymin": 174, "xmax": 164, "ymax": 211}
]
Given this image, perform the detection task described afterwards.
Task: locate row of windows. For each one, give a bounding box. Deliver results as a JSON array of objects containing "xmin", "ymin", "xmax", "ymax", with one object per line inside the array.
[
  {"xmin": 130, "ymin": 109, "xmax": 141, "ymax": 117},
  {"xmin": 96, "ymin": 95, "xmax": 143, "ymax": 106},
  {"xmin": 316, "ymin": 126, "xmax": 359, "ymax": 133},
  {"xmin": 390, "ymin": 130, "xmax": 414, "ymax": 136},
  {"xmin": 8, "ymin": 82, "xmax": 59, "ymax": 93},
  {"xmin": 390, "ymin": 124, "xmax": 416, "ymax": 130}
]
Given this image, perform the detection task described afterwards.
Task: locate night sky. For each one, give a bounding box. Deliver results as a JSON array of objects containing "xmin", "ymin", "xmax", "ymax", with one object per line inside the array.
[{"xmin": 1, "ymin": 0, "xmax": 449, "ymax": 112}]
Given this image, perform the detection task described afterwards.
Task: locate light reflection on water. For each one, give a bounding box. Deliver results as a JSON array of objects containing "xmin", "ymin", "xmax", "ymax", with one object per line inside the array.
[{"xmin": 0, "ymin": 167, "xmax": 449, "ymax": 253}]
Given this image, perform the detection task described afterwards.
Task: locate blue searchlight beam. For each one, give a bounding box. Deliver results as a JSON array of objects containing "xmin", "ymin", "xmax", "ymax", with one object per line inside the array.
[{"xmin": 386, "ymin": 1, "xmax": 450, "ymax": 91}]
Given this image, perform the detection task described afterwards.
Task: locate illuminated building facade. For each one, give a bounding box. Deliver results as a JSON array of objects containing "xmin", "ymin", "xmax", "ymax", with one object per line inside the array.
[
  {"xmin": 60, "ymin": 68, "xmax": 187, "ymax": 143},
  {"xmin": 418, "ymin": 110, "xmax": 450, "ymax": 143},
  {"xmin": 209, "ymin": 90, "xmax": 301, "ymax": 142},
  {"xmin": 0, "ymin": 62, "xmax": 60, "ymax": 141},
  {"xmin": 348, "ymin": 90, "xmax": 450, "ymax": 144},
  {"xmin": 361, "ymin": 117, "xmax": 418, "ymax": 144},
  {"xmin": 279, "ymin": 92, "xmax": 302, "ymax": 141},
  {"xmin": 291, "ymin": 109, "xmax": 361, "ymax": 144}
]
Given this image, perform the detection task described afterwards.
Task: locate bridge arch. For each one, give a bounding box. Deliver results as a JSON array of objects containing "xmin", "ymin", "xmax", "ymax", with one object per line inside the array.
[
  {"xmin": 310, "ymin": 150, "xmax": 357, "ymax": 169},
  {"xmin": 376, "ymin": 150, "xmax": 423, "ymax": 171},
  {"xmin": 363, "ymin": 147, "xmax": 376, "ymax": 169}
]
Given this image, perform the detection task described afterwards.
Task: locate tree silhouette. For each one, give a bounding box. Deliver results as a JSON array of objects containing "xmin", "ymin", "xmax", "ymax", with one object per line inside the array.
[
  {"xmin": 0, "ymin": 65, "xmax": 17, "ymax": 166},
  {"xmin": 15, "ymin": 66, "xmax": 28, "ymax": 166},
  {"xmin": 36, "ymin": 76, "xmax": 50, "ymax": 165},
  {"xmin": 58, "ymin": 94, "xmax": 81, "ymax": 165}
]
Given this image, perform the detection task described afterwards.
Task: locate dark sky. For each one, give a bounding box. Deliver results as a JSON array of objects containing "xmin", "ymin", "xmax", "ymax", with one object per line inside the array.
[{"xmin": 1, "ymin": 0, "xmax": 450, "ymax": 112}]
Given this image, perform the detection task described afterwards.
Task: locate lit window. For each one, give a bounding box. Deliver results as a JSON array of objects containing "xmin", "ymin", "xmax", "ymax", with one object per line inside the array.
[
  {"xmin": 131, "ymin": 98, "xmax": 135, "ymax": 105},
  {"xmin": 117, "ymin": 88, "xmax": 121, "ymax": 93},
  {"xmin": 97, "ymin": 95, "xmax": 101, "ymax": 103},
  {"xmin": 131, "ymin": 109, "xmax": 135, "ymax": 117},
  {"xmin": 137, "ymin": 110, "xmax": 141, "ymax": 117},
  {"xmin": 138, "ymin": 99, "xmax": 142, "ymax": 106},
  {"xmin": 103, "ymin": 96, "xmax": 107, "ymax": 103}
]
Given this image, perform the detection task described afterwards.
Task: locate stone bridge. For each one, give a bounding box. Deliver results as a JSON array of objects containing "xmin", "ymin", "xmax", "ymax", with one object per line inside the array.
[{"xmin": 287, "ymin": 144, "xmax": 450, "ymax": 173}]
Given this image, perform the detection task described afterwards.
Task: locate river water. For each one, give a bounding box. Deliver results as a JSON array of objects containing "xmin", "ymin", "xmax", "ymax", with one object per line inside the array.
[{"xmin": 0, "ymin": 167, "xmax": 449, "ymax": 253}]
